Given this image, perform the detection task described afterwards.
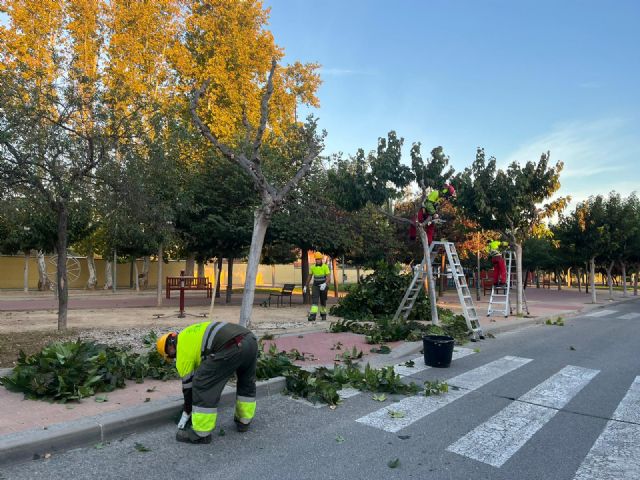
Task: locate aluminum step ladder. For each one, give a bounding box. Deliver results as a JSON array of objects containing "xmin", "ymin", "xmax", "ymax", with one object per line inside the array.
[
  {"xmin": 487, "ymin": 250, "xmax": 529, "ymax": 317},
  {"xmin": 434, "ymin": 241, "xmax": 484, "ymax": 341},
  {"xmin": 393, "ymin": 247, "xmax": 438, "ymax": 322}
]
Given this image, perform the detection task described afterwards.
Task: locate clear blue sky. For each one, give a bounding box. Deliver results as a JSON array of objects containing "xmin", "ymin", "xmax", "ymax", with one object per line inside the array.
[{"xmin": 265, "ymin": 0, "xmax": 640, "ymax": 203}]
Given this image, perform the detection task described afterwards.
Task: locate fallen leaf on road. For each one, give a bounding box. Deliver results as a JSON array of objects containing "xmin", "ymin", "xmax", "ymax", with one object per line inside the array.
[
  {"xmin": 387, "ymin": 410, "xmax": 406, "ymax": 419},
  {"xmin": 335, "ymin": 435, "xmax": 345, "ymax": 444},
  {"xmin": 144, "ymin": 398, "xmax": 151, "ymax": 403},
  {"xmin": 218, "ymin": 428, "xmax": 226, "ymax": 437},
  {"xmin": 44, "ymin": 453, "xmax": 52, "ymax": 459},
  {"xmin": 569, "ymin": 346, "xmax": 576, "ymax": 351},
  {"xmin": 146, "ymin": 387, "xmax": 157, "ymax": 393},
  {"xmin": 398, "ymin": 435, "xmax": 411, "ymax": 440},
  {"xmin": 134, "ymin": 442, "xmax": 150, "ymax": 453},
  {"xmin": 388, "ymin": 458, "xmax": 400, "ymax": 468},
  {"xmin": 372, "ymin": 393, "xmax": 387, "ymax": 402},
  {"xmin": 95, "ymin": 395, "xmax": 108, "ymax": 403}
]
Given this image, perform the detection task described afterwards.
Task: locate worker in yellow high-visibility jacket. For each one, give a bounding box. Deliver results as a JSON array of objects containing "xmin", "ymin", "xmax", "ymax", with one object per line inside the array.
[
  {"xmin": 304, "ymin": 252, "xmax": 331, "ymax": 321},
  {"xmin": 156, "ymin": 321, "xmax": 258, "ymax": 444}
]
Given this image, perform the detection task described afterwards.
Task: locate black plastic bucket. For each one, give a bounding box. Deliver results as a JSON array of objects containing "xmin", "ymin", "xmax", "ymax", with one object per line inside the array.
[{"xmin": 423, "ymin": 335, "xmax": 455, "ymax": 368}]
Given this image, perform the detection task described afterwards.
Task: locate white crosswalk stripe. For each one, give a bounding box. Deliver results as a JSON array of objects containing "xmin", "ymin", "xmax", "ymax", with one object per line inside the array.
[
  {"xmin": 447, "ymin": 365, "xmax": 599, "ymax": 467},
  {"xmin": 573, "ymin": 376, "xmax": 640, "ymax": 480},
  {"xmin": 618, "ymin": 312, "xmax": 640, "ymax": 320},
  {"xmin": 355, "ymin": 356, "xmax": 532, "ymax": 433},
  {"xmin": 584, "ymin": 309, "xmax": 618, "ymax": 318}
]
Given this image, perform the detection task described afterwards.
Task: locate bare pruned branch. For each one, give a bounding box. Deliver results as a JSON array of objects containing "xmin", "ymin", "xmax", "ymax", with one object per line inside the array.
[{"xmin": 253, "ymin": 58, "xmax": 277, "ymax": 160}]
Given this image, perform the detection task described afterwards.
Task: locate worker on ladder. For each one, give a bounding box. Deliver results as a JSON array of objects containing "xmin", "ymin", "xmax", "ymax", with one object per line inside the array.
[
  {"xmin": 304, "ymin": 252, "xmax": 330, "ymax": 321},
  {"xmin": 486, "ymin": 239, "xmax": 509, "ymax": 287},
  {"xmin": 422, "ymin": 183, "xmax": 456, "ymax": 244},
  {"xmin": 156, "ymin": 322, "xmax": 258, "ymax": 444}
]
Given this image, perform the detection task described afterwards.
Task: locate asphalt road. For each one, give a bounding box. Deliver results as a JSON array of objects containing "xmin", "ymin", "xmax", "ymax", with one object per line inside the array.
[{"xmin": 4, "ymin": 299, "xmax": 640, "ymax": 480}]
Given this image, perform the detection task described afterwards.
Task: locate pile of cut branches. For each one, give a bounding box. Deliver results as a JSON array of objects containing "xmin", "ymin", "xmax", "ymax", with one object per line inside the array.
[{"xmin": 0, "ymin": 340, "xmax": 177, "ymax": 403}]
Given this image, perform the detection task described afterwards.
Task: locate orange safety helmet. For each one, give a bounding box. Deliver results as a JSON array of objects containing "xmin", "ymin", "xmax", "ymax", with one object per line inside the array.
[
  {"xmin": 156, "ymin": 332, "xmax": 177, "ymax": 359},
  {"xmin": 314, "ymin": 252, "xmax": 323, "ymax": 260}
]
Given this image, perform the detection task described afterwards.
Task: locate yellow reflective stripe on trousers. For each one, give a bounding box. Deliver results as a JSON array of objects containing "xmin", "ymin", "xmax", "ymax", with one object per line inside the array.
[
  {"xmin": 192, "ymin": 406, "xmax": 217, "ymax": 436},
  {"xmin": 310, "ymin": 305, "xmax": 319, "ymax": 313},
  {"xmin": 235, "ymin": 396, "xmax": 256, "ymax": 424}
]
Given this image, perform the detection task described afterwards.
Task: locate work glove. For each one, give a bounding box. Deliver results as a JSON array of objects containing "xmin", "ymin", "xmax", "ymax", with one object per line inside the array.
[
  {"xmin": 177, "ymin": 411, "xmax": 191, "ymax": 430},
  {"xmin": 319, "ymin": 283, "xmax": 327, "ymax": 291},
  {"xmin": 303, "ymin": 286, "xmax": 307, "ymax": 294}
]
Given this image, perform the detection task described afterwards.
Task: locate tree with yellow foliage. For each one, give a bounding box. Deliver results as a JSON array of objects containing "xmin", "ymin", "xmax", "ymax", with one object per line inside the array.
[{"xmin": 183, "ymin": 0, "xmax": 323, "ymax": 327}]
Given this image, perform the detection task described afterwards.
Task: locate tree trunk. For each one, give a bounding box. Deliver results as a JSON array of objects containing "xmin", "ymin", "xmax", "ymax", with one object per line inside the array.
[
  {"xmin": 557, "ymin": 270, "xmax": 562, "ymax": 291},
  {"xmin": 621, "ymin": 261, "xmax": 627, "ymax": 297},
  {"xmin": 226, "ymin": 258, "xmax": 234, "ymax": 304},
  {"xmin": 216, "ymin": 257, "xmax": 223, "ymax": 298},
  {"xmin": 156, "ymin": 244, "xmax": 163, "ymax": 307},
  {"xmin": 606, "ymin": 260, "xmax": 614, "ymax": 300},
  {"xmin": 535, "ymin": 269, "xmax": 540, "ymax": 288},
  {"xmin": 590, "ymin": 257, "xmax": 597, "ymax": 304},
  {"xmin": 301, "ymin": 248, "xmax": 310, "ymax": 304},
  {"xmin": 576, "ymin": 268, "xmax": 582, "ymax": 293},
  {"xmin": 634, "ymin": 270, "xmax": 638, "ymax": 296},
  {"xmin": 515, "ymin": 242, "xmax": 524, "ymax": 315},
  {"xmin": 197, "ymin": 260, "xmax": 205, "ymax": 278},
  {"xmin": 128, "ymin": 257, "xmax": 134, "ymax": 288},
  {"xmin": 185, "ymin": 253, "xmax": 195, "ymax": 276},
  {"xmin": 23, "ymin": 250, "xmax": 29, "ymax": 292},
  {"xmin": 239, "ymin": 208, "xmax": 271, "ymax": 327},
  {"xmin": 86, "ymin": 249, "xmax": 97, "ymax": 289},
  {"xmin": 567, "ymin": 268, "xmax": 572, "ymax": 288},
  {"xmin": 332, "ymin": 257, "xmax": 339, "ymax": 298},
  {"xmin": 141, "ymin": 256, "xmax": 150, "ymax": 289},
  {"xmin": 356, "ymin": 266, "xmax": 361, "ymax": 284},
  {"xmin": 56, "ymin": 204, "xmax": 69, "ymax": 330},
  {"xmin": 476, "ymin": 249, "xmax": 481, "ymax": 301},
  {"xmin": 417, "ymin": 224, "xmax": 439, "ymax": 325},
  {"xmin": 37, "ymin": 250, "xmax": 51, "ymax": 291},
  {"xmin": 104, "ymin": 260, "xmax": 113, "ymax": 290},
  {"xmin": 134, "ymin": 259, "xmax": 140, "ymax": 292}
]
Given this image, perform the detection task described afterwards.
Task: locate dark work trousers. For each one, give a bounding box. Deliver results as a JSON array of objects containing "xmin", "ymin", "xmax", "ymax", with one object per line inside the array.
[
  {"xmin": 191, "ymin": 334, "xmax": 258, "ymax": 436},
  {"xmin": 309, "ymin": 284, "xmax": 328, "ymax": 320}
]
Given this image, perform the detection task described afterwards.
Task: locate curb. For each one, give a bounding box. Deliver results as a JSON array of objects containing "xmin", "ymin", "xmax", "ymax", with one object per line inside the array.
[{"xmin": 0, "ymin": 376, "xmax": 286, "ymax": 466}]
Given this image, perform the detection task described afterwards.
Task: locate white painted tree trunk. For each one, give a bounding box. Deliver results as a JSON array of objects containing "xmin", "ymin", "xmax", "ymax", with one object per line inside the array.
[
  {"xmin": 185, "ymin": 253, "xmax": 195, "ymax": 276},
  {"xmin": 156, "ymin": 244, "xmax": 163, "ymax": 307},
  {"xmin": 515, "ymin": 242, "xmax": 524, "ymax": 315},
  {"xmin": 134, "ymin": 260, "xmax": 140, "ymax": 292},
  {"xmin": 417, "ymin": 224, "xmax": 439, "ymax": 325},
  {"xmin": 606, "ymin": 260, "xmax": 614, "ymax": 300},
  {"xmin": 86, "ymin": 250, "xmax": 97, "ymax": 289},
  {"xmin": 23, "ymin": 250, "xmax": 29, "ymax": 292},
  {"xmin": 590, "ymin": 257, "xmax": 597, "ymax": 304},
  {"xmin": 141, "ymin": 256, "xmax": 150, "ymax": 289},
  {"xmin": 634, "ymin": 271, "xmax": 638, "ymax": 296},
  {"xmin": 239, "ymin": 208, "xmax": 271, "ymax": 327},
  {"xmin": 104, "ymin": 261, "xmax": 113, "ymax": 290},
  {"xmin": 37, "ymin": 250, "xmax": 51, "ymax": 291},
  {"xmin": 621, "ymin": 261, "xmax": 627, "ymax": 297}
]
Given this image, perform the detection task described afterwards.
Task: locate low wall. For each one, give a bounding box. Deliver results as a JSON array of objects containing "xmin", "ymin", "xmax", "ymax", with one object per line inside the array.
[{"xmin": 0, "ymin": 255, "xmax": 363, "ymax": 291}]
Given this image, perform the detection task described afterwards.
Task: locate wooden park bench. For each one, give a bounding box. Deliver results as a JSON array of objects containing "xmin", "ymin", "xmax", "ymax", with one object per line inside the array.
[
  {"xmin": 166, "ymin": 274, "xmax": 213, "ymax": 299},
  {"xmin": 268, "ymin": 283, "xmax": 296, "ymax": 307}
]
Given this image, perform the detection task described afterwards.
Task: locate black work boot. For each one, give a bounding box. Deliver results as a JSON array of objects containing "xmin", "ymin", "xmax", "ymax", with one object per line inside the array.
[
  {"xmin": 234, "ymin": 417, "xmax": 251, "ymax": 432},
  {"xmin": 320, "ymin": 314, "xmax": 327, "ymax": 321},
  {"xmin": 308, "ymin": 314, "xmax": 317, "ymax": 322},
  {"xmin": 176, "ymin": 427, "xmax": 212, "ymax": 444}
]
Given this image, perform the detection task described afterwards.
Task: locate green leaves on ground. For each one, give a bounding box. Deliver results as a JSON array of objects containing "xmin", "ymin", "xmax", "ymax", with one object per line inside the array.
[
  {"xmin": 134, "ymin": 442, "xmax": 150, "ymax": 453},
  {"xmin": 0, "ymin": 340, "xmax": 178, "ymax": 403},
  {"xmin": 94, "ymin": 394, "xmax": 108, "ymax": 403},
  {"xmin": 404, "ymin": 360, "xmax": 415, "ymax": 368},
  {"xmin": 387, "ymin": 410, "xmax": 406, "ymax": 419},
  {"xmin": 372, "ymin": 393, "xmax": 387, "ymax": 402},
  {"xmin": 387, "ymin": 458, "xmax": 400, "ymax": 469},
  {"xmin": 335, "ymin": 435, "xmax": 345, "ymax": 444},
  {"xmin": 424, "ymin": 380, "xmax": 449, "ymax": 396},
  {"xmin": 331, "ymin": 312, "xmax": 470, "ymax": 345},
  {"xmin": 546, "ymin": 317, "xmax": 565, "ymax": 326},
  {"xmin": 369, "ymin": 345, "xmax": 391, "ymax": 354}
]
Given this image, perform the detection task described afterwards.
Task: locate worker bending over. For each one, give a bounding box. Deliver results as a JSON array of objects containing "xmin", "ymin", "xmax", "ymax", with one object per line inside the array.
[{"xmin": 157, "ymin": 321, "xmax": 258, "ymax": 444}]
